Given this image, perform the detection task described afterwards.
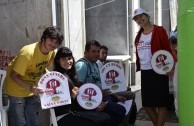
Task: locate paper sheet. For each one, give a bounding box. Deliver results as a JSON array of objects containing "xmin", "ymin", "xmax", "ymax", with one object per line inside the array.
[{"xmin": 117, "ymin": 100, "xmax": 133, "ymax": 115}]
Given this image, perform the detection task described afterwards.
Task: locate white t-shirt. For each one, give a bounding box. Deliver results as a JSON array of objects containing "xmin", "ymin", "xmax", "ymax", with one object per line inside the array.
[
  {"xmin": 96, "ymin": 60, "xmax": 104, "ymax": 70},
  {"xmin": 137, "ymin": 32, "xmax": 152, "ymax": 70}
]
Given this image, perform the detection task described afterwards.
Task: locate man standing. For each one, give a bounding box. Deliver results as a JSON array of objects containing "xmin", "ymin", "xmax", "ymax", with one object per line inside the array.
[
  {"xmin": 96, "ymin": 45, "xmax": 137, "ymax": 126},
  {"xmin": 75, "ymin": 40, "xmax": 126, "ymax": 126},
  {"xmin": 4, "ymin": 26, "xmax": 64, "ymax": 126}
]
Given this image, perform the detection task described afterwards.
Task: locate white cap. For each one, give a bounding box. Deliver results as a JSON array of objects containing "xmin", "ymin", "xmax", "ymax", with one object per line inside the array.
[
  {"xmin": 132, "ymin": 8, "xmax": 146, "ymax": 19},
  {"xmin": 170, "ymin": 31, "xmax": 177, "ymax": 38}
]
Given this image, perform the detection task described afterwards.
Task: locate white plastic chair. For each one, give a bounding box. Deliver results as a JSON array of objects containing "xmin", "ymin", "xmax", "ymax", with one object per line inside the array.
[
  {"xmin": 50, "ymin": 108, "xmax": 58, "ymax": 126},
  {"xmin": 0, "ymin": 70, "xmax": 9, "ymax": 126}
]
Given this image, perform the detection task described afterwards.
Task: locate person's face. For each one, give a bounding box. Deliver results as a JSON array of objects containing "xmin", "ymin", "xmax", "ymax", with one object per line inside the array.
[
  {"xmin": 59, "ymin": 56, "xmax": 73, "ymax": 70},
  {"xmin": 99, "ymin": 49, "xmax": 108, "ymax": 61},
  {"xmin": 170, "ymin": 43, "xmax": 177, "ymax": 56},
  {"xmin": 41, "ymin": 37, "xmax": 60, "ymax": 54},
  {"xmin": 134, "ymin": 14, "xmax": 149, "ymax": 27},
  {"xmin": 85, "ymin": 45, "xmax": 100, "ymax": 62}
]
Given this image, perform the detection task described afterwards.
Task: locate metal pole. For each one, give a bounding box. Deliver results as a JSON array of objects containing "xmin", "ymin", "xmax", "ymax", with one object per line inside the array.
[
  {"xmin": 52, "ymin": 0, "xmax": 57, "ymax": 26},
  {"xmin": 130, "ymin": 0, "xmax": 140, "ymax": 86},
  {"xmin": 62, "ymin": 0, "xmax": 70, "ymax": 47},
  {"xmin": 158, "ymin": 0, "xmax": 162, "ymax": 26}
]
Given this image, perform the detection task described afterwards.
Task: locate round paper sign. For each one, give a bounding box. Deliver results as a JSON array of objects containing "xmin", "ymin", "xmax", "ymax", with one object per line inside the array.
[
  {"xmin": 151, "ymin": 50, "xmax": 174, "ymax": 75},
  {"xmin": 77, "ymin": 83, "xmax": 102, "ymax": 110}
]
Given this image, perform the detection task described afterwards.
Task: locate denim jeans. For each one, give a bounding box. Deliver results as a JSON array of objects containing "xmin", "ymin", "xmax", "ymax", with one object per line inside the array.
[
  {"xmin": 8, "ymin": 95, "xmax": 40, "ymax": 126},
  {"xmin": 102, "ymin": 97, "xmax": 126, "ymax": 126}
]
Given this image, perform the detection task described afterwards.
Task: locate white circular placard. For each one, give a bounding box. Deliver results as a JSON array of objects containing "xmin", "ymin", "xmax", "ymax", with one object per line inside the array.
[
  {"xmin": 77, "ymin": 83, "xmax": 102, "ymax": 110},
  {"xmin": 151, "ymin": 50, "xmax": 174, "ymax": 75}
]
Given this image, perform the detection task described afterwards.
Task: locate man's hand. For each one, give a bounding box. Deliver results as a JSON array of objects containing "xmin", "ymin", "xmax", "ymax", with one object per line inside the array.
[
  {"xmin": 96, "ymin": 102, "xmax": 108, "ymax": 111},
  {"xmin": 113, "ymin": 94, "xmax": 126, "ymax": 102},
  {"xmin": 71, "ymin": 86, "xmax": 79, "ymax": 99},
  {"xmin": 102, "ymin": 89, "xmax": 111, "ymax": 96},
  {"xmin": 10, "ymin": 70, "xmax": 44, "ymax": 95},
  {"xmin": 31, "ymin": 86, "xmax": 44, "ymax": 95}
]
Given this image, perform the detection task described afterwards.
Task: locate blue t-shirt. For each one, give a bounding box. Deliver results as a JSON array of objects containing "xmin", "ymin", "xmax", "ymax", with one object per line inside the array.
[{"xmin": 75, "ymin": 59, "xmax": 101, "ymax": 88}]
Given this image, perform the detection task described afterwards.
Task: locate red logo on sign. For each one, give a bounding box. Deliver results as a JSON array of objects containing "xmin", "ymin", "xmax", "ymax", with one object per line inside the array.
[
  {"xmin": 84, "ymin": 88, "xmax": 97, "ymax": 101},
  {"xmin": 106, "ymin": 70, "xmax": 119, "ymax": 83},
  {"xmin": 156, "ymin": 54, "xmax": 167, "ymax": 68},
  {"xmin": 46, "ymin": 79, "xmax": 60, "ymax": 94}
]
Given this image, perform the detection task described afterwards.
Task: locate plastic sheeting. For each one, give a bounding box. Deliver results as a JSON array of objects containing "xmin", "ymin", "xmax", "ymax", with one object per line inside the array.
[{"xmin": 178, "ymin": 0, "xmax": 194, "ymax": 125}]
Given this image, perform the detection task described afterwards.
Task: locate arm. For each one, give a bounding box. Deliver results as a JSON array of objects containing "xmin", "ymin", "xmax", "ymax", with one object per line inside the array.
[
  {"xmin": 112, "ymin": 93, "xmax": 126, "ymax": 102},
  {"xmin": 75, "ymin": 61, "xmax": 88, "ymax": 84},
  {"xmin": 10, "ymin": 70, "xmax": 44, "ymax": 95},
  {"xmin": 159, "ymin": 27, "xmax": 174, "ymax": 55}
]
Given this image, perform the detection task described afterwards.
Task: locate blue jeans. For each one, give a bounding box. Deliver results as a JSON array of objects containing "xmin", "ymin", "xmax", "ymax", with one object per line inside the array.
[
  {"xmin": 8, "ymin": 95, "xmax": 40, "ymax": 126},
  {"xmin": 103, "ymin": 96, "xmax": 126, "ymax": 126}
]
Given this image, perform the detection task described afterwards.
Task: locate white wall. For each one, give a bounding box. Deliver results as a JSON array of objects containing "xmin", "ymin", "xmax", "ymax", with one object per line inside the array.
[
  {"xmin": 0, "ymin": 0, "xmax": 52, "ymax": 70},
  {"xmin": 0, "ymin": 1, "xmax": 52, "ymax": 125},
  {"xmin": 62, "ymin": 0, "xmax": 86, "ymax": 61}
]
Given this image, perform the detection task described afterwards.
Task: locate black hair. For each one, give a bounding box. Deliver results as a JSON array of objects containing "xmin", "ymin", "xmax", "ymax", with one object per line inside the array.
[
  {"xmin": 169, "ymin": 36, "xmax": 177, "ymax": 45},
  {"xmin": 54, "ymin": 47, "xmax": 79, "ymax": 86},
  {"xmin": 100, "ymin": 45, "xmax": 108, "ymax": 51},
  {"xmin": 85, "ymin": 40, "xmax": 101, "ymax": 52},
  {"xmin": 41, "ymin": 26, "xmax": 64, "ymax": 45}
]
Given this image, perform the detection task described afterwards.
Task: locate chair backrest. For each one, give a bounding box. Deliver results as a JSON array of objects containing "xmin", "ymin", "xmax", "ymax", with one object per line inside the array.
[
  {"xmin": 0, "ymin": 70, "xmax": 6, "ymax": 107},
  {"xmin": 50, "ymin": 108, "xmax": 58, "ymax": 126}
]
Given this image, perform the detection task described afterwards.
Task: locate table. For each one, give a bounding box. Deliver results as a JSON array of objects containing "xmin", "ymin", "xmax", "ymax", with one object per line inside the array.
[{"xmin": 106, "ymin": 55, "xmax": 131, "ymax": 85}]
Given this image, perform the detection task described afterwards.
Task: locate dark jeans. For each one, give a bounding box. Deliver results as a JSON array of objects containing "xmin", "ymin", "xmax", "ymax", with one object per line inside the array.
[
  {"xmin": 103, "ymin": 92, "xmax": 137, "ymax": 125},
  {"xmin": 57, "ymin": 111, "xmax": 110, "ymax": 126},
  {"xmin": 103, "ymin": 96, "xmax": 126, "ymax": 126}
]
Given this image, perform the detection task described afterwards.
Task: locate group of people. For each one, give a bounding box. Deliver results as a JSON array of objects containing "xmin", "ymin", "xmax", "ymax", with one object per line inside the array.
[
  {"xmin": 3, "ymin": 7, "xmax": 177, "ymax": 126},
  {"xmin": 3, "ymin": 27, "xmax": 136, "ymax": 126}
]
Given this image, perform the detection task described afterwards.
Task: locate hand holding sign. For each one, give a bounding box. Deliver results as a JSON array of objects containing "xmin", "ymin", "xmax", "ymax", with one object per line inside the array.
[
  {"xmin": 151, "ymin": 50, "xmax": 174, "ymax": 75},
  {"xmin": 102, "ymin": 88, "xmax": 111, "ymax": 96},
  {"xmin": 30, "ymin": 86, "xmax": 44, "ymax": 95},
  {"xmin": 77, "ymin": 83, "xmax": 102, "ymax": 110}
]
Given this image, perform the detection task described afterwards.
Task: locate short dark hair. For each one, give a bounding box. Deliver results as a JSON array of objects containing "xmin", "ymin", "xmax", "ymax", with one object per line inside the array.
[
  {"xmin": 169, "ymin": 36, "xmax": 177, "ymax": 45},
  {"xmin": 85, "ymin": 40, "xmax": 101, "ymax": 52},
  {"xmin": 41, "ymin": 26, "xmax": 64, "ymax": 45},
  {"xmin": 100, "ymin": 45, "xmax": 108, "ymax": 51}
]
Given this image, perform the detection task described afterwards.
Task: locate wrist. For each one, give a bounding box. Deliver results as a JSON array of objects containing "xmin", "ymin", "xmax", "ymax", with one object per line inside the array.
[{"xmin": 30, "ymin": 86, "xmax": 37, "ymax": 93}]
